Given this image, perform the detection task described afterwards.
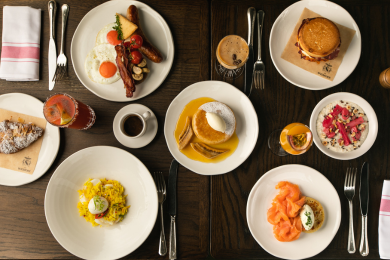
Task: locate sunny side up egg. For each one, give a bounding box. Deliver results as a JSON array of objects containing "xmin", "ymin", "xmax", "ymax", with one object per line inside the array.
[
  {"xmin": 95, "ymin": 22, "xmax": 122, "ymax": 46},
  {"xmin": 84, "ymin": 43, "xmax": 121, "ymax": 84}
]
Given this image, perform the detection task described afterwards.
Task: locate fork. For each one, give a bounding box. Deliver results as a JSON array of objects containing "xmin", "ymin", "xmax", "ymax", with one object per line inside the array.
[
  {"xmin": 253, "ymin": 10, "xmax": 265, "ymax": 90},
  {"xmin": 344, "ymin": 167, "xmax": 357, "ymax": 254},
  {"xmin": 53, "ymin": 4, "xmax": 69, "ymax": 82},
  {"xmin": 154, "ymin": 172, "xmax": 167, "ymax": 256}
]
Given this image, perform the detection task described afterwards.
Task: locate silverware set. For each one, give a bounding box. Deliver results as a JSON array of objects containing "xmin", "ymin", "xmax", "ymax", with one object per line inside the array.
[
  {"xmin": 153, "ymin": 159, "xmax": 179, "ymax": 259},
  {"xmin": 344, "ymin": 162, "xmax": 369, "ymax": 256},
  {"xmin": 245, "ymin": 7, "xmax": 265, "ymax": 94},
  {"xmin": 48, "ymin": 0, "xmax": 69, "ymax": 90}
]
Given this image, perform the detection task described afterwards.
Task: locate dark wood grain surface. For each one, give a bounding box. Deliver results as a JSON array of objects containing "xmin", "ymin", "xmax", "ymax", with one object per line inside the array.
[
  {"xmin": 0, "ymin": 0, "xmax": 209, "ymax": 259},
  {"xmin": 211, "ymin": 0, "xmax": 389, "ymax": 259}
]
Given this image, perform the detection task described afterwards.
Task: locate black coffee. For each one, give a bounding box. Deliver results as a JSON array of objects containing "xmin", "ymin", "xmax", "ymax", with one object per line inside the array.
[{"xmin": 123, "ymin": 115, "xmax": 144, "ymax": 137}]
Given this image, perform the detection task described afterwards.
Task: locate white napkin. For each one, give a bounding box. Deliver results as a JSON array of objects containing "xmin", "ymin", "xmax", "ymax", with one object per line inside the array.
[
  {"xmin": 379, "ymin": 180, "xmax": 390, "ymax": 259},
  {"xmin": 0, "ymin": 6, "xmax": 41, "ymax": 81}
]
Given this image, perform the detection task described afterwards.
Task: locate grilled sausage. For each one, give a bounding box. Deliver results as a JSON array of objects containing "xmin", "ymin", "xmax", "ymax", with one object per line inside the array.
[{"xmin": 127, "ymin": 5, "xmax": 163, "ymax": 63}]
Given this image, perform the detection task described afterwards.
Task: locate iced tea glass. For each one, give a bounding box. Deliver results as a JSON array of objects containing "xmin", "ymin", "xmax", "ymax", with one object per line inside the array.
[
  {"xmin": 43, "ymin": 93, "xmax": 96, "ymax": 130},
  {"xmin": 268, "ymin": 123, "xmax": 313, "ymax": 156}
]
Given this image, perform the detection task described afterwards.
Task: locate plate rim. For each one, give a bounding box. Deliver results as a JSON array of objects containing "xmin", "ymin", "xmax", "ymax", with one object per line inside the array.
[
  {"xmin": 70, "ymin": 0, "xmax": 175, "ymax": 102},
  {"xmin": 44, "ymin": 145, "xmax": 158, "ymax": 259},
  {"xmin": 246, "ymin": 164, "xmax": 341, "ymax": 259},
  {"xmin": 163, "ymin": 80, "xmax": 259, "ymax": 175},
  {"xmin": 309, "ymin": 92, "xmax": 378, "ymax": 160},
  {"xmin": 269, "ymin": 0, "xmax": 362, "ymax": 90},
  {"xmin": 0, "ymin": 92, "xmax": 60, "ymax": 186}
]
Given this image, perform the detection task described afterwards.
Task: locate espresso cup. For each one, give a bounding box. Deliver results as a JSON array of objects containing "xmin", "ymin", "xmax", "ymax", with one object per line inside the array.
[{"xmin": 120, "ymin": 111, "xmax": 151, "ymax": 138}]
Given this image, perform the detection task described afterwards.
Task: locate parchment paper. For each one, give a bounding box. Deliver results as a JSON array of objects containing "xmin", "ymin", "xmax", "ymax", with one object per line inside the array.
[
  {"xmin": 0, "ymin": 109, "xmax": 47, "ymax": 174},
  {"xmin": 281, "ymin": 8, "xmax": 356, "ymax": 81}
]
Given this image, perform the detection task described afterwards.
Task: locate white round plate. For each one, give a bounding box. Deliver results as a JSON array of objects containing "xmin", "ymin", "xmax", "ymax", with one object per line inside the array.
[
  {"xmin": 71, "ymin": 0, "xmax": 174, "ymax": 102},
  {"xmin": 310, "ymin": 92, "xmax": 378, "ymax": 160},
  {"xmin": 0, "ymin": 93, "xmax": 60, "ymax": 186},
  {"xmin": 247, "ymin": 164, "xmax": 341, "ymax": 259},
  {"xmin": 113, "ymin": 104, "xmax": 158, "ymax": 148},
  {"xmin": 269, "ymin": 0, "xmax": 361, "ymax": 90},
  {"xmin": 44, "ymin": 146, "xmax": 158, "ymax": 260},
  {"xmin": 164, "ymin": 81, "xmax": 259, "ymax": 175}
]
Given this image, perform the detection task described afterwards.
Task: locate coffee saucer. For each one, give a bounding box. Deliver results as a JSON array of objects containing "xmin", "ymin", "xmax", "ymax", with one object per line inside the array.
[{"xmin": 113, "ymin": 104, "xmax": 158, "ymax": 148}]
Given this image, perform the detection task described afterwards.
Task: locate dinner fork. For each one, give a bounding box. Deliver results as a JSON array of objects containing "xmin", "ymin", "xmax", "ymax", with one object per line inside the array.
[
  {"xmin": 154, "ymin": 172, "xmax": 167, "ymax": 256},
  {"xmin": 253, "ymin": 10, "xmax": 265, "ymax": 90},
  {"xmin": 344, "ymin": 167, "xmax": 357, "ymax": 254},
  {"xmin": 53, "ymin": 4, "xmax": 69, "ymax": 82}
]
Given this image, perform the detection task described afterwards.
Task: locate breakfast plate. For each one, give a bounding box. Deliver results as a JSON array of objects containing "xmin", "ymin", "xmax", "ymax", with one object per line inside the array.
[
  {"xmin": 71, "ymin": 0, "xmax": 174, "ymax": 102},
  {"xmin": 269, "ymin": 0, "xmax": 361, "ymax": 90},
  {"xmin": 164, "ymin": 81, "xmax": 259, "ymax": 175},
  {"xmin": 0, "ymin": 93, "xmax": 60, "ymax": 186},
  {"xmin": 44, "ymin": 146, "xmax": 158, "ymax": 259},
  {"xmin": 247, "ymin": 164, "xmax": 341, "ymax": 259},
  {"xmin": 310, "ymin": 92, "xmax": 378, "ymax": 160}
]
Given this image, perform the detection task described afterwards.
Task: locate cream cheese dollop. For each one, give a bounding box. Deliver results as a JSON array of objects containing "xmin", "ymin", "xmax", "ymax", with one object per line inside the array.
[
  {"xmin": 88, "ymin": 196, "xmax": 109, "ymax": 214},
  {"xmin": 205, "ymin": 112, "xmax": 226, "ymax": 133},
  {"xmin": 300, "ymin": 204, "xmax": 314, "ymax": 231}
]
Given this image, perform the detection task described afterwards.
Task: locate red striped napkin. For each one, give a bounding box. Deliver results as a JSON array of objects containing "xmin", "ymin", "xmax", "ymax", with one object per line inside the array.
[
  {"xmin": 379, "ymin": 180, "xmax": 390, "ymax": 259},
  {"xmin": 0, "ymin": 6, "xmax": 41, "ymax": 81}
]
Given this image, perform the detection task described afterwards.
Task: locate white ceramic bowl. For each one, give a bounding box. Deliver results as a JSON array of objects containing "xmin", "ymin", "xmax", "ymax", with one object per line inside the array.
[
  {"xmin": 247, "ymin": 164, "xmax": 341, "ymax": 259},
  {"xmin": 164, "ymin": 81, "xmax": 259, "ymax": 175},
  {"xmin": 269, "ymin": 0, "xmax": 361, "ymax": 90},
  {"xmin": 44, "ymin": 146, "xmax": 158, "ymax": 259},
  {"xmin": 310, "ymin": 92, "xmax": 378, "ymax": 160}
]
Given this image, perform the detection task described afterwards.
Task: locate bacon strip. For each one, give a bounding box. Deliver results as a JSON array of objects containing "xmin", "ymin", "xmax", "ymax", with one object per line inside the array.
[{"xmin": 115, "ymin": 44, "xmax": 135, "ymax": 98}]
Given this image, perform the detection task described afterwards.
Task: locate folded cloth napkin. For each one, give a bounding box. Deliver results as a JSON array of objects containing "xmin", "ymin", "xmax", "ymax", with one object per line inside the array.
[
  {"xmin": 0, "ymin": 6, "xmax": 41, "ymax": 81},
  {"xmin": 379, "ymin": 180, "xmax": 390, "ymax": 259}
]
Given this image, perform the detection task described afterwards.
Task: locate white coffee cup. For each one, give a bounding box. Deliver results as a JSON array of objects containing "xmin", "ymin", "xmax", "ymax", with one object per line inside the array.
[{"xmin": 120, "ymin": 111, "xmax": 151, "ymax": 138}]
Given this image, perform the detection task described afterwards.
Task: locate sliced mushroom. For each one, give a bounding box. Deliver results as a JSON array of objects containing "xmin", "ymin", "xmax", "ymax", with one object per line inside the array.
[
  {"xmin": 132, "ymin": 73, "xmax": 143, "ymax": 81},
  {"xmin": 142, "ymin": 68, "xmax": 150, "ymax": 73},
  {"xmin": 138, "ymin": 59, "xmax": 147, "ymax": 67},
  {"xmin": 133, "ymin": 66, "xmax": 142, "ymax": 75}
]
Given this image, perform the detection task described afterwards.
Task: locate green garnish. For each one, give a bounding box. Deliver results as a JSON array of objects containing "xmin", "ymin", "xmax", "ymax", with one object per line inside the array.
[
  {"xmin": 305, "ymin": 211, "xmax": 313, "ymax": 226},
  {"xmin": 93, "ymin": 195, "xmax": 104, "ymax": 211},
  {"xmin": 113, "ymin": 14, "xmax": 123, "ymax": 41}
]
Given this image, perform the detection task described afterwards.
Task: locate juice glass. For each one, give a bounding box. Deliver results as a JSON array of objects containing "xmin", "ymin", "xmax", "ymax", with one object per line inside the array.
[
  {"xmin": 215, "ymin": 35, "xmax": 249, "ymax": 79},
  {"xmin": 268, "ymin": 123, "xmax": 313, "ymax": 156},
  {"xmin": 43, "ymin": 93, "xmax": 96, "ymax": 130}
]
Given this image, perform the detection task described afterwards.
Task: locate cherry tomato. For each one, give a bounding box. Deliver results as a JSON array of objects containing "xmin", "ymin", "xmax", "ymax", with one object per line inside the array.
[
  {"xmin": 95, "ymin": 209, "xmax": 108, "ymax": 219},
  {"xmin": 129, "ymin": 35, "xmax": 143, "ymax": 49},
  {"xmin": 130, "ymin": 50, "xmax": 143, "ymax": 64}
]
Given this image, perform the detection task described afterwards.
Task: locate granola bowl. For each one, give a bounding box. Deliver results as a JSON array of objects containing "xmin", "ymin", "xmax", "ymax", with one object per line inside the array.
[{"xmin": 310, "ymin": 92, "xmax": 378, "ymax": 160}]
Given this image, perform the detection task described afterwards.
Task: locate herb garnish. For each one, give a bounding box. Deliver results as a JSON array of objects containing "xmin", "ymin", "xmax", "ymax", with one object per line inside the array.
[
  {"xmin": 113, "ymin": 14, "xmax": 123, "ymax": 41},
  {"xmin": 93, "ymin": 195, "xmax": 104, "ymax": 211},
  {"xmin": 305, "ymin": 211, "xmax": 312, "ymax": 226}
]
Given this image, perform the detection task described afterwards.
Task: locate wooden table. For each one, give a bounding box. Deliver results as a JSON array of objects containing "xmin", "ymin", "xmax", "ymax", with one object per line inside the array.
[{"xmin": 0, "ymin": 0, "xmax": 388, "ymax": 259}]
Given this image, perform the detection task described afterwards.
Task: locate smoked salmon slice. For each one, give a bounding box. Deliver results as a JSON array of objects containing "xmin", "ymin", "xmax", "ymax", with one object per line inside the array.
[{"xmin": 267, "ymin": 181, "xmax": 305, "ymax": 242}]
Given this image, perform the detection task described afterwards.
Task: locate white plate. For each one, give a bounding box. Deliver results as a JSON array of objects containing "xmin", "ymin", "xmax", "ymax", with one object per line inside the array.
[
  {"xmin": 310, "ymin": 92, "xmax": 378, "ymax": 160},
  {"xmin": 164, "ymin": 81, "xmax": 259, "ymax": 175},
  {"xmin": 247, "ymin": 164, "xmax": 341, "ymax": 259},
  {"xmin": 71, "ymin": 0, "xmax": 174, "ymax": 102},
  {"xmin": 269, "ymin": 0, "xmax": 361, "ymax": 90},
  {"xmin": 44, "ymin": 146, "xmax": 158, "ymax": 259},
  {"xmin": 0, "ymin": 93, "xmax": 60, "ymax": 186},
  {"xmin": 113, "ymin": 104, "xmax": 158, "ymax": 148}
]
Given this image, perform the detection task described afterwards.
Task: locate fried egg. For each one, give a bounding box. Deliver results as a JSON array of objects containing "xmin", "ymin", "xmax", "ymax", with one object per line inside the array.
[
  {"xmin": 96, "ymin": 22, "xmax": 122, "ymax": 46},
  {"xmin": 84, "ymin": 43, "xmax": 120, "ymax": 84}
]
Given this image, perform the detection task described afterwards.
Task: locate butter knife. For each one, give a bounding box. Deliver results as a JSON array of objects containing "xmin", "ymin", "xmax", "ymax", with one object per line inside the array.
[
  {"xmin": 244, "ymin": 7, "xmax": 256, "ymax": 97},
  {"xmin": 168, "ymin": 159, "xmax": 178, "ymax": 260},
  {"xmin": 359, "ymin": 162, "xmax": 369, "ymax": 256},
  {"xmin": 48, "ymin": 0, "xmax": 57, "ymax": 90}
]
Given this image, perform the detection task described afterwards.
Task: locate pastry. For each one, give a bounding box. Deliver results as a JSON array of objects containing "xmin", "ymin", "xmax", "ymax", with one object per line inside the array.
[{"xmin": 0, "ymin": 120, "xmax": 44, "ymax": 154}]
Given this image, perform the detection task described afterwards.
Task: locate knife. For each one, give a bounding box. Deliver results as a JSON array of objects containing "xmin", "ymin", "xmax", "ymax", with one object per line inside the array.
[
  {"xmin": 244, "ymin": 7, "xmax": 256, "ymax": 97},
  {"xmin": 359, "ymin": 162, "xmax": 369, "ymax": 256},
  {"xmin": 48, "ymin": 0, "xmax": 57, "ymax": 90},
  {"xmin": 168, "ymin": 159, "xmax": 178, "ymax": 260}
]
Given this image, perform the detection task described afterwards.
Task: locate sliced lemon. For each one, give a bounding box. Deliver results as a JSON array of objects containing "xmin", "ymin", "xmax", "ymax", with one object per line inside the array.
[{"xmin": 60, "ymin": 111, "xmax": 72, "ymax": 125}]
